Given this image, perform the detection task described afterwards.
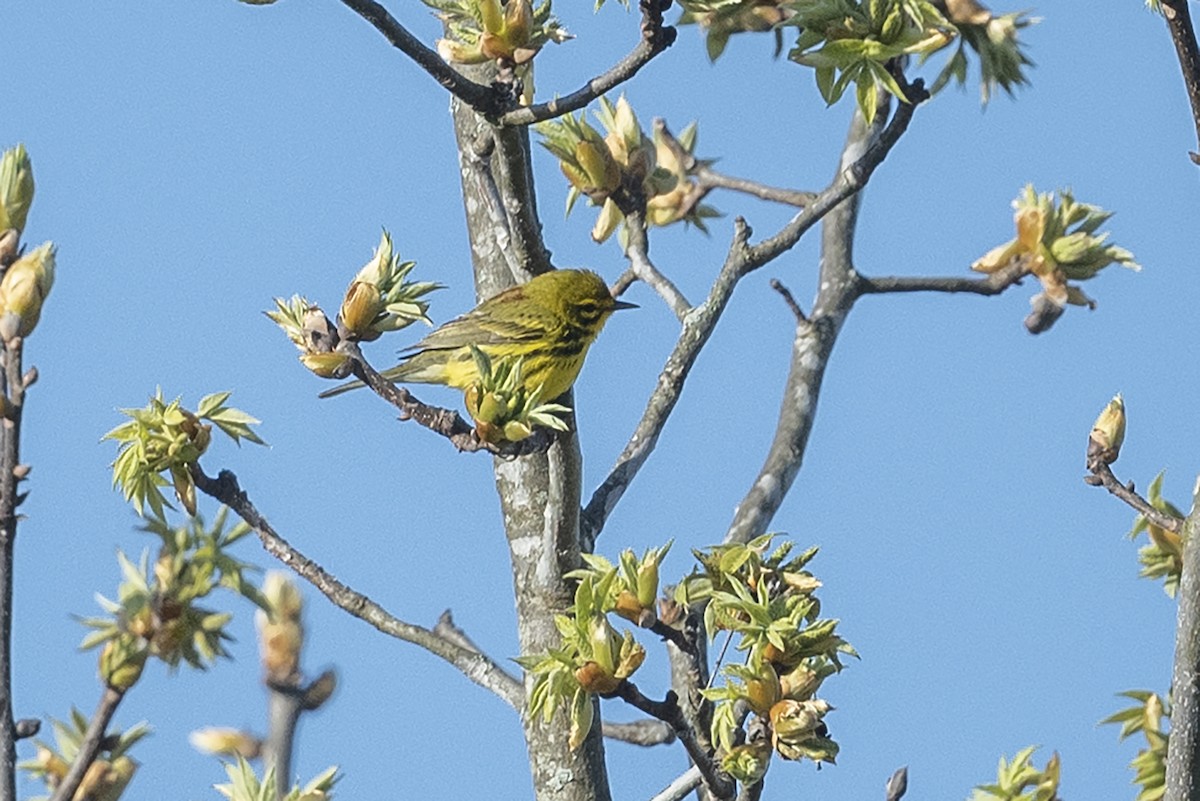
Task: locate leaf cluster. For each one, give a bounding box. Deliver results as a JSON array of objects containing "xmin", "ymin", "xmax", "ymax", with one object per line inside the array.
[
  {"xmin": 680, "ymin": 536, "xmax": 851, "ymax": 779},
  {"xmin": 973, "ymin": 185, "xmax": 1140, "ymax": 314},
  {"xmin": 1102, "ymin": 690, "xmax": 1169, "ymax": 801},
  {"xmin": 216, "ymin": 758, "xmax": 339, "ymax": 801},
  {"xmin": 78, "ymin": 510, "xmax": 263, "ymax": 683},
  {"xmin": 105, "ymin": 391, "xmax": 264, "ymax": 518},
  {"xmin": 20, "ymin": 711, "xmax": 149, "ymax": 801},
  {"xmin": 464, "ymin": 345, "xmax": 572, "ymax": 443},
  {"xmin": 970, "ymin": 746, "xmax": 1061, "ymax": 801},
  {"xmin": 1128, "ymin": 472, "xmax": 1184, "ymax": 597},
  {"xmin": 519, "ymin": 544, "xmax": 672, "ymax": 749}
]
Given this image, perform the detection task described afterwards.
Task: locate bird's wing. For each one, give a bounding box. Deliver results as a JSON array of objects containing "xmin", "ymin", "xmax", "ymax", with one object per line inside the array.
[{"xmin": 401, "ymin": 290, "xmax": 542, "ymax": 354}]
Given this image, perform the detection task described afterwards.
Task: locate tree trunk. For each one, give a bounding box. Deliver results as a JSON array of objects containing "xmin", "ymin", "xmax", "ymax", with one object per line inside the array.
[{"xmin": 448, "ymin": 76, "xmax": 612, "ymax": 801}]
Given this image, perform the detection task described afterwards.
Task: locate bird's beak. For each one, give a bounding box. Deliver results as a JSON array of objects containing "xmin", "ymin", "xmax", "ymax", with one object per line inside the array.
[{"xmin": 612, "ymin": 299, "xmax": 639, "ymax": 311}]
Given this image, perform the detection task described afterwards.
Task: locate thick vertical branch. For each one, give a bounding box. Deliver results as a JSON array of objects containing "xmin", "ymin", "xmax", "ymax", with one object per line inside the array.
[
  {"xmin": 449, "ymin": 64, "xmax": 612, "ymax": 801},
  {"xmin": 1166, "ymin": 486, "xmax": 1200, "ymax": 801},
  {"xmin": 724, "ymin": 109, "xmax": 883, "ymax": 544},
  {"xmin": 0, "ymin": 338, "xmax": 25, "ymax": 801},
  {"xmin": 1160, "ymin": 0, "xmax": 1200, "ymax": 163},
  {"xmin": 263, "ymin": 687, "xmax": 302, "ymax": 797}
]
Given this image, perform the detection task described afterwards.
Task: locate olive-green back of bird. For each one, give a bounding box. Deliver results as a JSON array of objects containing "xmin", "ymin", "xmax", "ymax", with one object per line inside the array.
[{"xmin": 320, "ymin": 269, "xmax": 632, "ymax": 400}]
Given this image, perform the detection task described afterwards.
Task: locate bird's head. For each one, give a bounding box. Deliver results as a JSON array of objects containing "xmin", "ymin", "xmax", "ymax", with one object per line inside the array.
[{"xmin": 530, "ymin": 269, "xmax": 637, "ymax": 334}]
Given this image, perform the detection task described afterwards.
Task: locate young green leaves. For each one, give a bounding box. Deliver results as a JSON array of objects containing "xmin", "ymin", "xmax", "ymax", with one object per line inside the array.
[
  {"xmin": 105, "ymin": 391, "xmax": 264, "ymax": 518},
  {"xmin": 973, "ymin": 185, "xmax": 1140, "ymax": 333}
]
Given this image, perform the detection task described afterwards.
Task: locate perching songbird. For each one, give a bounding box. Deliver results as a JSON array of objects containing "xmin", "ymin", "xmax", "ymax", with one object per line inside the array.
[{"xmin": 320, "ymin": 269, "xmax": 635, "ymax": 400}]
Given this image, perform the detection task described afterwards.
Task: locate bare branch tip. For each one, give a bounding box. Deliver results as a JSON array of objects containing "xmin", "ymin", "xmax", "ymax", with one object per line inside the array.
[{"xmin": 768, "ymin": 278, "xmax": 808, "ymax": 323}]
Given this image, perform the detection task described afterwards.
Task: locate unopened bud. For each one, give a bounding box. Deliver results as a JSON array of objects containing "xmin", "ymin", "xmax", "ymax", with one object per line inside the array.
[
  {"xmin": 1088, "ymin": 394, "xmax": 1125, "ymax": 467},
  {"xmin": 0, "ymin": 145, "xmax": 35, "ymax": 235},
  {"xmin": 0, "ymin": 241, "xmax": 55, "ymax": 341}
]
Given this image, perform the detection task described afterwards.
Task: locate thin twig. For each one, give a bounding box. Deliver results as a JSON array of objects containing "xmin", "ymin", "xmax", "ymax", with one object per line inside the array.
[
  {"xmin": 190, "ymin": 466, "xmax": 526, "ymax": 709},
  {"xmin": 855, "ymin": 259, "xmax": 1029, "ymax": 297},
  {"xmin": 695, "ymin": 166, "xmax": 816, "ymax": 208},
  {"xmin": 499, "ymin": 0, "xmax": 677, "ymax": 126},
  {"xmin": 346, "ymin": 348, "xmax": 558, "ymax": 457},
  {"xmin": 1160, "ymin": 0, "xmax": 1200, "ymax": 164},
  {"xmin": 581, "ymin": 84, "xmax": 928, "ymax": 547},
  {"xmin": 1084, "ymin": 461, "xmax": 1184, "ymax": 534},
  {"xmin": 337, "ymin": 0, "xmax": 500, "ymax": 116},
  {"xmin": 613, "ymin": 681, "xmax": 735, "ymax": 800},
  {"xmin": 624, "ymin": 208, "xmax": 691, "ymax": 321},
  {"xmin": 768, "ymin": 279, "xmax": 807, "ymax": 323},
  {"xmin": 0, "ymin": 336, "xmax": 27, "ymax": 801},
  {"xmin": 47, "ymin": 687, "xmax": 125, "ymax": 801}
]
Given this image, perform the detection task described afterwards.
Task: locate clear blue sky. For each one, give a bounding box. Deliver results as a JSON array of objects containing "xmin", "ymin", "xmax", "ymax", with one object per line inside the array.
[{"xmin": 5, "ymin": 2, "xmax": 1199, "ymax": 800}]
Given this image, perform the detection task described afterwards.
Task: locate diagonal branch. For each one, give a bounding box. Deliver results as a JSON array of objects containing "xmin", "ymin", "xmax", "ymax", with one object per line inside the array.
[
  {"xmin": 612, "ymin": 681, "xmax": 734, "ymax": 800},
  {"xmin": 581, "ymin": 86, "xmax": 927, "ymax": 547},
  {"xmin": 499, "ymin": 0, "xmax": 677, "ymax": 126},
  {"xmin": 624, "ymin": 207, "xmax": 691, "ymax": 321},
  {"xmin": 46, "ymin": 687, "xmax": 125, "ymax": 801},
  {"xmin": 190, "ymin": 465, "xmax": 526, "ymax": 709},
  {"xmin": 337, "ymin": 0, "xmax": 500, "ymax": 115},
  {"xmin": 1159, "ymin": 0, "xmax": 1200, "ymax": 164},
  {"xmin": 648, "ymin": 766, "xmax": 703, "ymax": 801},
  {"xmin": 345, "ymin": 347, "xmax": 559, "ymax": 457},
  {"xmin": 1084, "ymin": 462, "xmax": 1184, "ymax": 534}
]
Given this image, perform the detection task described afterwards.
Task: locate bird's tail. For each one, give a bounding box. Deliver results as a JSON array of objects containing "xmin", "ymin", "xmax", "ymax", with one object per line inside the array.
[
  {"xmin": 317, "ymin": 361, "xmax": 426, "ymax": 399},
  {"xmin": 317, "ymin": 379, "xmax": 367, "ymax": 399}
]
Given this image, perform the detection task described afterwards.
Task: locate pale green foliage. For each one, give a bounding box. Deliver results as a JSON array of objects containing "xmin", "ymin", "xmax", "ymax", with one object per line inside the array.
[
  {"xmin": 105, "ymin": 391, "xmax": 264, "ymax": 518},
  {"xmin": 678, "ymin": 535, "xmax": 850, "ymax": 771},
  {"xmin": 972, "ymin": 185, "xmax": 1140, "ymax": 313},
  {"xmin": 519, "ymin": 544, "xmax": 675, "ymax": 750},
  {"xmin": 788, "ymin": 0, "xmax": 954, "ymax": 122},
  {"xmin": 20, "ymin": 711, "xmax": 149, "ymax": 801},
  {"xmin": 339, "ymin": 230, "xmax": 441, "ymax": 340},
  {"xmin": 465, "ymin": 345, "xmax": 571, "ymax": 441},
  {"xmin": 266, "ymin": 295, "xmax": 319, "ymax": 350},
  {"xmin": 424, "ymin": 0, "xmax": 569, "ymax": 68},
  {"xmin": 216, "ymin": 758, "xmax": 339, "ymax": 801},
  {"xmin": 537, "ymin": 95, "xmax": 678, "ymax": 243},
  {"xmin": 932, "ymin": 11, "xmax": 1035, "ymax": 102},
  {"xmin": 1102, "ymin": 691, "xmax": 1169, "ymax": 801},
  {"xmin": 970, "ymin": 746, "xmax": 1061, "ymax": 801},
  {"xmin": 1128, "ymin": 472, "xmax": 1185, "ymax": 597},
  {"xmin": 77, "ymin": 509, "xmax": 262, "ymax": 671}
]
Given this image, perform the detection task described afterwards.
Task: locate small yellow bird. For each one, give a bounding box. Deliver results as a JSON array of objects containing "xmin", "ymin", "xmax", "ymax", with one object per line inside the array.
[{"xmin": 320, "ymin": 269, "xmax": 635, "ymax": 400}]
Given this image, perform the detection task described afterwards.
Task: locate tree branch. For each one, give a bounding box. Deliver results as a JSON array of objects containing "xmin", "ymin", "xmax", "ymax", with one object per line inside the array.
[
  {"xmin": 600, "ymin": 719, "xmax": 676, "ymax": 746},
  {"xmin": 336, "ymin": 0, "xmax": 501, "ymax": 116},
  {"xmin": 855, "ymin": 259, "xmax": 1029, "ymax": 297},
  {"xmin": 345, "ymin": 348, "xmax": 559, "ymax": 457},
  {"xmin": 1165, "ymin": 493, "xmax": 1200, "ymax": 801},
  {"xmin": 498, "ymin": 0, "xmax": 677, "ymax": 127},
  {"xmin": 46, "ymin": 687, "xmax": 125, "ymax": 801},
  {"xmin": 647, "ymin": 765, "xmax": 703, "ymax": 801},
  {"xmin": 1083, "ymin": 462, "xmax": 1184, "ymax": 534},
  {"xmin": 624, "ymin": 207, "xmax": 691, "ymax": 321},
  {"xmin": 612, "ymin": 681, "xmax": 735, "ymax": 800},
  {"xmin": 190, "ymin": 465, "xmax": 525, "ymax": 709},
  {"xmin": 694, "ymin": 165, "xmax": 816, "ymax": 208},
  {"xmin": 582, "ymin": 86, "xmax": 927, "ymax": 547},
  {"xmin": 1160, "ymin": 0, "xmax": 1200, "ymax": 164},
  {"xmin": 0, "ymin": 335, "xmax": 28, "ymax": 801}
]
